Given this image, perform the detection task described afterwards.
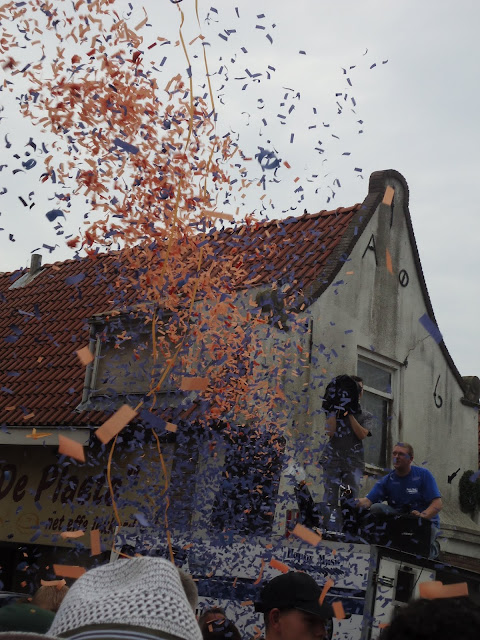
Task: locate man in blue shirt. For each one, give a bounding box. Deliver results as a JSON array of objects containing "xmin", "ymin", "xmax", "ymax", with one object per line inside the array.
[{"xmin": 356, "ymin": 442, "xmax": 442, "ymax": 557}]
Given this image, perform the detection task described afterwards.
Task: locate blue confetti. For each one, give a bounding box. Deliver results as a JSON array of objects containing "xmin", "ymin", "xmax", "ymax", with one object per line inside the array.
[
  {"xmin": 46, "ymin": 209, "xmax": 65, "ymax": 222},
  {"xmin": 65, "ymin": 273, "xmax": 85, "ymax": 286},
  {"xmin": 419, "ymin": 313, "xmax": 443, "ymax": 344},
  {"xmin": 113, "ymin": 138, "xmax": 139, "ymax": 154}
]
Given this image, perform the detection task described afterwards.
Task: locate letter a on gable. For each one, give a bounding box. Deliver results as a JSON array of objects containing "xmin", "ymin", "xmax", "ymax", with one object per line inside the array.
[{"xmin": 362, "ymin": 234, "xmax": 378, "ymax": 266}]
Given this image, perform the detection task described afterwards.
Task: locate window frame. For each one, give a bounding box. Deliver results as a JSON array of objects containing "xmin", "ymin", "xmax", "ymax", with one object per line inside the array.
[
  {"xmin": 357, "ymin": 349, "xmax": 401, "ymax": 473},
  {"xmin": 85, "ymin": 308, "xmax": 178, "ymax": 404}
]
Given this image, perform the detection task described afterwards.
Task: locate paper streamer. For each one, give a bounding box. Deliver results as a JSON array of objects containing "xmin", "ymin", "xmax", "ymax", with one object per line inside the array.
[
  {"xmin": 58, "ymin": 435, "xmax": 85, "ymax": 463},
  {"xmin": 53, "ymin": 564, "xmax": 86, "ymax": 579},
  {"xmin": 95, "ymin": 404, "xmax": 138, "ymax": 444}
]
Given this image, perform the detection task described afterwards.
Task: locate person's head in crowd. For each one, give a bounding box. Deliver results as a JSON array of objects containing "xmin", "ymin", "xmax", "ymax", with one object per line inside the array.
[
  {"xmin": 198, "ymin": 608, "xmax": 226, "ymax": 633},
  {"xmin": 32, "ymin": 583, "xmax": 70, "ymax": 613},
  {"xmin": 200, "ymin": 618, "xmax": 242, "ymax": 640},
  {"xmin": 0, "ymin": 557, "xmax": 202, "ymax": 640},
  {"xmin": 351, "ymin": 375, "xmax": 364, "ymax": 397},
  {"xmin": 177, "ymin": 568, "xmax": 199, "ymax": 613},
  {"xmin": 255, "ymin": 572, "xmax": 334, "ymax": 640},
  {"xmin": 379, "ymin": 597, "xmax": 480, "ymax": 640}
]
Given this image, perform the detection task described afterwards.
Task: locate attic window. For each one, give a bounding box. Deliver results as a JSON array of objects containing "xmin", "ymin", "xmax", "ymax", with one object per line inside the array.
[{"xmin": 88, "ymin": 311, "xmax": 178, "ymax": 401}]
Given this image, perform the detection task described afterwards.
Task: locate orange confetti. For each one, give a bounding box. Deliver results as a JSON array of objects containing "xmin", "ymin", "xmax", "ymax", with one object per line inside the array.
[
  {"xmin": 439, "ymin": 583, "xmax": 469, "ymax": 598},
  {"xmin": 26, "ymin": 428, "xmax": 53, "ymax": 439},
  {"xmin": 53, "ymin": 564, "xmax": 86, "ymax": 579},
  {"xmin": 269, "ymin": 558, "xmax": 290, "ymax": 574},
  {"xmin": 346, "ymin": 270, "xmax": 354, "ymax": 275},
  {"xmin": 419, "ymin": 581, "xmax": 468, "ymax": 599},
  {"xmin": 319, "ymin": 578, "xmax": 334, "ymax": 605},
  {"xmin": 165, "ymin": 422, "xmax": 177, "ymax": 433},
  {"xmin": 254, "ymin": 558, "xmax": 266, "ymax": 585},
  {"xmin": 180, "ymin": 377, "xmax": 208, "ymax": 392},
  {"xmin": 75, "ymin": 346, "xmax": 94, "ymax": 365},
  {"xmin": 204, "ymin": 210, "xmax": 234, "ymax": 222},
  {"xmin": 418, "ymin": 581, "xmax": 444, "ymax": 599},
  {"xmin": 383, "ymin": 185, "xmax": 395, "ymax": 205},
  {"xmin": 332, "ymin": 601, "xmax": 345, "ymax": 619},
  {"xmin": 90, "ymin": 529, "xmax": 101, "ymax": 556},
  {"xmin": 385, "ymin": 248, "xmax": 393, "ymax": 275},
  {"xmin": 378, "ymin": 623, "xmax": 390, "ymax": 630},
  {"xmin": 292, "ymin": 523, "xmax": 322, "ymax": 547},
  {"xmin": 241, "ymin": 600, "xmax": 254, "ymax": 606},
  {"xmin": 58, "ymin": 435, "xmax": 85, "ymax": 463},
  {"xmin": 41, "ymin": 579, "xmax": 66, "ymax": 589},
  {"xmin": 60, "ymin": 530, "xmax": 84, "ymax": 539},
  {"xmin": 95, "ymin": 404, "xmax": 138, "ymax": 445}
]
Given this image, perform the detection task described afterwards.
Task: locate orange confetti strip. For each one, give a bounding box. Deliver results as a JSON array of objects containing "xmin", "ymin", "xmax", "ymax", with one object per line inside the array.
[
  {"xmin": 180, "ymin": 377, "xmax": 208, "ymax": 392},
  {"xmin": 269, "ymin": 558, "xmax": 290, "ymax": 574},
  {"xmin": 58, "ymin": 435, "xmax": 85, "ymax": 463},
  {"xmin": 438, "ymin": 583, "xmax": 469, "ymax": 598},
  {"xmin": 346, "ymin": 270, "xmax": 354, "ymax": 275},
  {"xmin": 418, "ymin": 581, "xmax": 443, "ymax": 599},
  {"xmin": 26, "ymin": 428, "xmax": 53, "ymax": 439},
  {"xmin": 90, "ymin": 529, "xmax": 101, "ymax": 556},
  {"xmin": 419, "ymin": 581, "xmax": 468, "ymax": 599},
  {"xmin": 75, "ymin": 345, "xmax": 94, "ymax": 365},
  {"xmin": 60, "ymin": 530, "xmax": 84, "ymax": 539},
  {"xmin": 319, "ymin": 578, "xmax": 334, "ymax": 605},
  {"xmin": 95, "ymin": 404, "xmax": 138, "ymax": 445},
  {"xmin": 53, "ymin": 564, "xmax": 86, "ymax": 579},
  {"xmin": 275, "ymin": 385, "xmax": 286, "ymax": 400},
  {"xmin": 385, "ymin": 248, "xmax": 393, "ymax": 275},
  {"xmin": 41, "ymin": 579, "xmax": 66, "ymax": 589},
  {"xmin": 203, "ymin": 210, "xmax": 234, "ymax": 221},
  {"xmin": 241, "ymin": 600, "xmax": 254, "ymax": 606},
  {"xmin": 378, "ymin": 623, "xmax": 390, "ymax": 630},
  {"xmin": 292, "ymin": 523, "xmax": 322, "ymax": 546},
  {"xmin": 332, "ymin": 601, "xmax": 346, "ymax": 619},
  {"xmin": 165, "ymin": 422, "xmax": 178, "ymax": 433},
  {"xmin": 254, "ymin": 558, "xmax": 266, "ymax": 585},
  {"xmin": 383, "ymin": 185, "xmax": 395, "ymax": 205}
]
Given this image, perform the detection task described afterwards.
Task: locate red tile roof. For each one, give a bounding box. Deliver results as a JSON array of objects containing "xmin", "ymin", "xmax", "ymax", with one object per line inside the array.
[
  {"xmin": 0, "ymin": 167, "xmax": 470, "ymax": 429},
  {"xmin": 0, "ymin": 204, "xmax": 362, "ymax": 428}
]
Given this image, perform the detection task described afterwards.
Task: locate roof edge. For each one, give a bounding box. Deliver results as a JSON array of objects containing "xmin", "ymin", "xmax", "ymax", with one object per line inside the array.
[{"xmin": 371, "ymin": 170, "xmax": 468, "ymax": 393}]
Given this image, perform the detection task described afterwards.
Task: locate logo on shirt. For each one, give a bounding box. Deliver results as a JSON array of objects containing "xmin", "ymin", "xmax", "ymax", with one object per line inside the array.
[{"xmin": 406, "ymin": 488, "xmax": 418, "ymax": 495}]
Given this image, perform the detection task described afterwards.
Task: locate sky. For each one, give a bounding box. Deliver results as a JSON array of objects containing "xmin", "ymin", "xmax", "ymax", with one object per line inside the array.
[{"xmin": 0, "ymin": 0, "xmax": 479, "ymax": 376}]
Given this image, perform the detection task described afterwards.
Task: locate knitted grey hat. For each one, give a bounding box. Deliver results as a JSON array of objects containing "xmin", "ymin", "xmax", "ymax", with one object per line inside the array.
[{"xmin": 47, "ymin": 557, "xmax": 202, "ymax": 640}]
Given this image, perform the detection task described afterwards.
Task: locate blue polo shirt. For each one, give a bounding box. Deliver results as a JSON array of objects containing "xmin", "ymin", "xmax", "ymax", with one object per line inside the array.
[{"xmin": 367, "ymin": 466, "xmax": 441, "ymax": 527}]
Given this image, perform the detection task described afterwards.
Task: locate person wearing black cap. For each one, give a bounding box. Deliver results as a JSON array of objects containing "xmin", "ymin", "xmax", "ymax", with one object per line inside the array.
[{"xmin": 255, "ymin": 572, "xmax": 334, "ymax": 640}]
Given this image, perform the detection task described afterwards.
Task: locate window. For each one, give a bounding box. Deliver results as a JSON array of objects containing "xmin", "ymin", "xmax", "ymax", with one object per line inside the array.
[
  {"xmin": 87, "ymin": 311, "xmax": 178, "ymax": 402},
  {"xmin": 357, "ymin": 357, "xmax": 395, "ymax": 468},
  {"xmin": 211, "ymin": 425, "xmax": 285, "ymax": 535}
]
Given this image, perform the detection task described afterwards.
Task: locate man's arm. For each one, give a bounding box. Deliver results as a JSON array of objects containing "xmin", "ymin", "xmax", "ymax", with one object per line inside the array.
[
  {"xmin": 411, "ymin": 497, "xmax": 443, "ymax": 520},
  {"xmin": 356, "ymin": 497, "xmax": 372, "ymax": 509},
  {"xmin": 348, "ymin": 414, "xmax": 370, "ymax": 440},
  {"xmin": 325, "ymin": 414, "xmax": 338, "ymax": 437}
]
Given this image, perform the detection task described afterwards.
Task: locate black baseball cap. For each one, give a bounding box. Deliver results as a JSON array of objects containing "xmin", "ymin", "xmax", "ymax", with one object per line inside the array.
[{"xmin": 254, "ymin": 572, "xmax": 334, "ymax": 619}]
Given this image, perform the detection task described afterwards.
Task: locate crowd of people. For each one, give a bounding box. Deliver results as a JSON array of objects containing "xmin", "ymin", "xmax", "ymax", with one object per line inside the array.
[
  {"xmin": 0, "ymin": 559, "xmax": 478, "ymax": 640},
  {"xmin": 0, "ymin": 528, "xmax": 474, "ymax": 638}
]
